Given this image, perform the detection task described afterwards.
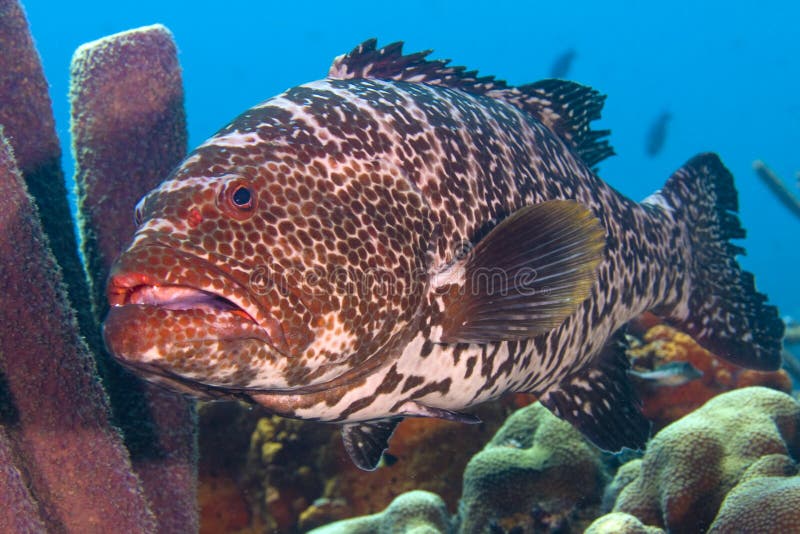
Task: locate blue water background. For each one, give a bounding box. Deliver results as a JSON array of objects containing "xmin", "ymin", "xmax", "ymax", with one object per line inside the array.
[{"xmin": 22, "ymin": 0, "xmax": 800, "ymax": 320}]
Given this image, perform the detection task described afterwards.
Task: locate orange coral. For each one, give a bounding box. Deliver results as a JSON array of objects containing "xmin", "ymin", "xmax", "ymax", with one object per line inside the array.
[
  {"xmin": 198, "ymin": 475, "xmax": 251, "ymax": 534},
  {"xmin": 628, "ymin": 324, "xmax": 791, "ymax": 429}
]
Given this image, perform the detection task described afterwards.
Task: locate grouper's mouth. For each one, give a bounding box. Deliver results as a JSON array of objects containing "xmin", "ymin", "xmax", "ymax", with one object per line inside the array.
[
  {"xmin": 105, "ymin": 270, "xmax": 288, "ymax": 356},
  {"xmin": 108, "ymin": 281, "xmax": 255, "ymax": 322}
]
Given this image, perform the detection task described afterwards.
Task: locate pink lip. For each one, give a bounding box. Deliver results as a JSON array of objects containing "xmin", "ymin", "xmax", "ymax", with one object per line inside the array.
[
  {"xmin": 107, "ymin": 272, "xmax": 159, "ymax": 306},
  {"xmin": 106, "ymin": 272, "xmax": 288, "ymax": 353},
  {"xmin": 108, "ymin": 272, "xmax": 255, "ymax": 321}
]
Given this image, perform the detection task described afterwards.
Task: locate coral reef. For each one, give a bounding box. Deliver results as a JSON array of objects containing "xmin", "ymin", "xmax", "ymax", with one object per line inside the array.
[
  {"xmin": 0, "ymin": 427, "xmax": 48, "ymax": 532},
  {"xmin": 627, "ymin": 321, "xmax": 791, "ymax": 430},
  {"xmin": 306, "ymin": 387, "xmax": 800, "ymax": 533},
  {"xmin": 197, "ymin": 473, "xmax": 253, "ymax": 534},
  {"xmin": 197, "ymin": 401, "xmax": 267, "ymax": 533},
  {"xmin": 0, "ymin": 2, "xmax": 196, "ymax": 531},
  {"xmin": 245, "ymin": 414, "xmax": 337, "ymax": 532},
  {"xmin": 70, "ymin": 24, "xmax": 198, "ymax": 532},
  {"xmin": 320, "ymin": 403, "xmax": 510, "ymax": 522},
  {"xmin": 308, "ymin": 490, "xmax": 454, "ymax": 534},
  {"xmin": 4, "ymin": 3, "xmax": 794, "ymax": 533},
  {"xmin": 226, "ymin": 402, "xmax": 510, "ymax": 532},
  {"xmin": 0, "ymin": 0, "xmax": 92, "ymax": 339},
  {"xmin": 456, "ymin": 402, "xmax": 609, "ymax": 534},
  {"xmin": 584, "ymin": 512, "xmax": 665, "ymax": 534},
  {"xmin": 0, "ymin": 127, "xmax": 156, "ymax": 530},
  {"xmin": 607, "ymin": 386, "xmax": 800, "ymax": 533},
  {"xmin": 304, "ymin": 400, "xmax": 611, "ymax": 533},
  {"xmin": 71, "ymin": 24, "xmax": 187, "ymax": 318},
  {"xmin": 195, "ymin": 400, "xmax": 510, "ymax": 532},
  {"xmin": 707, "ymin": 460, "xmax": 800, "ymax": 533}
]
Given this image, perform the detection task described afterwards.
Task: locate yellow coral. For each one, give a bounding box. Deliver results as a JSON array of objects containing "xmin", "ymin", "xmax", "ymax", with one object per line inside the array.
[{"xmin": 245, "ymin": 416, "xmax": 335, "ymax": 532}]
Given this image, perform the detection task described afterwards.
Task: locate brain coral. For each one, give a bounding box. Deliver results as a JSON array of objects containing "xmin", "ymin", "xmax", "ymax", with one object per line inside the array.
[
  {"xmin": 456, "ymin": 402, "xmax": 608, "ymax": 534},
  {"xmin": 306, "ymin": 490, "xmax": 453, "ymax": 534},
  {"xmin": 708, "ymin": 474, "xmax": 800, "ymax": 533},
  {"xmin": 584, "ymin": 512, "xmax": 665, "ymax": 534},
  {"xmin": 609, "ymin": 386, "xmax": 800, "ymax": 533},
  {"xmin": 706, "ymin": 453, "xmax": 800, "ymax": 533}
]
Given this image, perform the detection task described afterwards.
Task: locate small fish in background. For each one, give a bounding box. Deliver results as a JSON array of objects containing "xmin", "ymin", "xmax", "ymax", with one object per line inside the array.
[
  {"xmin": 752, "ymin": 160, "xmax": 800, "ymax": 221},
  {"xmin": 549, "ymin": 48, "xmax": 576, "ymax": 78},
  {"xmin": 785, "ymin": 316, "xmax": 800, "ymax": 345},
  {"xmin": 780, "ymin": 317, "xmax": 800, "ymax": 389},
  {"xmin": 628, "ymin": 361, "xmax": 703, "ymax": 388},
  {"xmin": 780, "ymin": 349, "xmax": 800, "ymax": 386},
  {"xmin": 645, "ymin": 110, "xmax": 672, "ymax": 157}
]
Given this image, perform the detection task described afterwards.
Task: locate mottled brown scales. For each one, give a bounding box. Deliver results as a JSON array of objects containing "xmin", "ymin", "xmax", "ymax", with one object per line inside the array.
[
  {"xmin": 402, "ymin": 375, "xmax": 426, "ymax": 393},
  {"xmin": 104, "ymin": 40, "xmax": 782, "ymax": 471}
]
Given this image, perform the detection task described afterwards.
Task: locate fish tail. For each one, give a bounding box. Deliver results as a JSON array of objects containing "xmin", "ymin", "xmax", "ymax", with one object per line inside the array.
[{"xmin": 656, "ymin": 153, "xmax": 784, "ymax": 370}]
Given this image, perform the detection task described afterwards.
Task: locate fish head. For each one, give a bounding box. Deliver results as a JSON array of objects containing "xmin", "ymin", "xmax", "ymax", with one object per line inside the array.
[{"xmin": 103, "ymin": 106, "xmax": 436, "ymax": 397}]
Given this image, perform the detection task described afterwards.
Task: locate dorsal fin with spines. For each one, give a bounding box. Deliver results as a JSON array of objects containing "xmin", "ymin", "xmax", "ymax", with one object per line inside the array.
[
  {"xmin": 328, "ymin": 39, "xmax": 614, "ymax": 169},
  {"xmin": 328, "ymin": 38, "xmax": 507, "ymax": 93}
]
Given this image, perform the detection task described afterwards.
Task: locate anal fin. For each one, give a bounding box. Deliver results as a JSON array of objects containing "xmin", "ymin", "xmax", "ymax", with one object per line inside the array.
[
  {"xmin": 341, "ymin": 417, "xmax": 402, "ymax": 471},
  {"xmin": 540, "ymin": 330, "xmax": 651, "ymax": 451}
]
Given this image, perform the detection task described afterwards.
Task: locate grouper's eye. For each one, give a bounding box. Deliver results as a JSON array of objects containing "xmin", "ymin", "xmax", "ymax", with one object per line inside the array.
[
  {"xmin": 218, "ymin": 179, "xmax": 256, "ymax": 220},
  {"xmin": 232, "ymin": 186, "xmax": 251, "ymax": 207}
]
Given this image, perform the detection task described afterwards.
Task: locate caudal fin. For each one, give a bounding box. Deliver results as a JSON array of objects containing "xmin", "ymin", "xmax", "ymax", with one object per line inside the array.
[{"xmin": 657, "ymin": 153, "xmax": 784, "ymax": 370}]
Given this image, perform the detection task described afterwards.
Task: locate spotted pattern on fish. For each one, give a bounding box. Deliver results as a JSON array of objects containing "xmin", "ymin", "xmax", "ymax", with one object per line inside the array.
[{"xmin": 104, "ymin": 40, "xmax": 783, "ymax": 467}]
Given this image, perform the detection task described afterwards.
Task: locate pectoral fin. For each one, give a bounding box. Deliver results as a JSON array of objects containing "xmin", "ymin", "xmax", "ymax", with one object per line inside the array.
[{"xmin": 437, "ymin": 200, "xmax": 605, "ymax": 344}]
